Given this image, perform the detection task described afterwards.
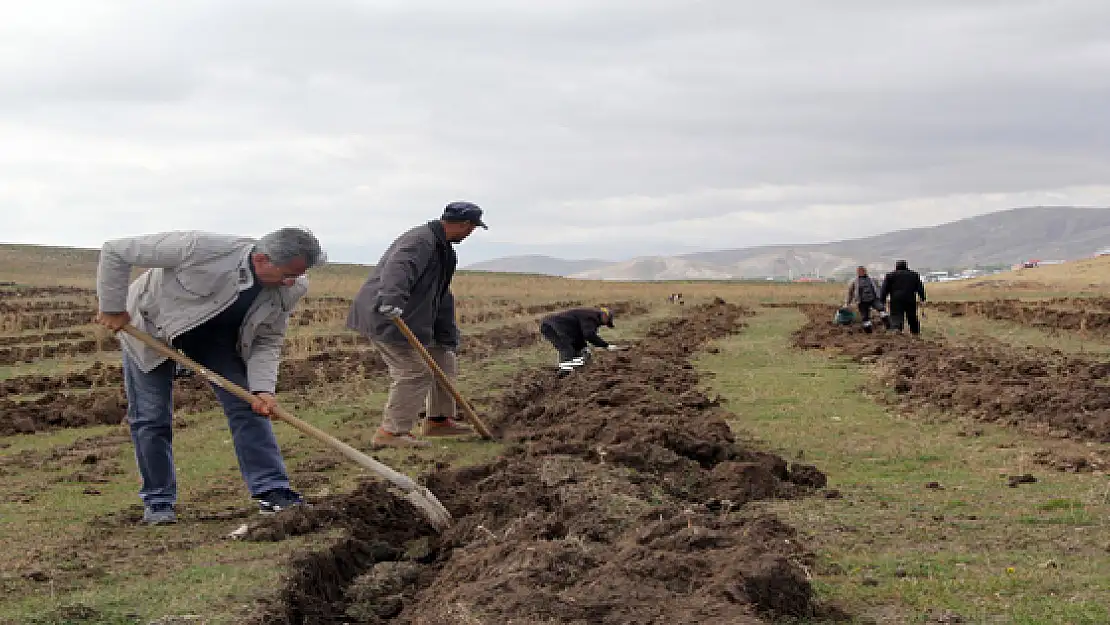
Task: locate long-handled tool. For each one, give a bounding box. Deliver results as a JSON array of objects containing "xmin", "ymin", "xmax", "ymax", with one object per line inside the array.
[
  {"xmin": 119, "ymin": 324, "xmax": 452, "ymax": 531},
  {"xmin": 389, "ymin": 317, "xmax": 495, "ymax": 440}
]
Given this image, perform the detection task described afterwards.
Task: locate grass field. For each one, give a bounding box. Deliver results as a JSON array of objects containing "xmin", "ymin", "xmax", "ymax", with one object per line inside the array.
[{"xmin": 2, "ymin": 242, "xmax": 1110, "ymax": 624}]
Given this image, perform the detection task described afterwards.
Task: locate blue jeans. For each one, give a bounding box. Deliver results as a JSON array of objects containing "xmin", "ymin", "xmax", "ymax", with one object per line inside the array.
[{"xmin": 122, "ymin": 346, "xmax": 292, "ymax": 507}]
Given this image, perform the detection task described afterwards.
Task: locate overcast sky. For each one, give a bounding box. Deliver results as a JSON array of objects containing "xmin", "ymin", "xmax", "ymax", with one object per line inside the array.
[{"xmin": 2, "ymin": 0, "xmax": 1109, "ymax": 265}]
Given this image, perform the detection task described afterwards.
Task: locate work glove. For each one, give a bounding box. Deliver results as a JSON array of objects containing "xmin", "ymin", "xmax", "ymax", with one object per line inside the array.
[{"xmin": 378, "ymin": 304, "xmax": 403, "ymax": 318}]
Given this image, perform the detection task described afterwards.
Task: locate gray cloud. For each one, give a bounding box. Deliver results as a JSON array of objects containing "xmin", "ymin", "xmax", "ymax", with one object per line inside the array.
[{"xmin": 2, "ymin": 0, "xmax": 1108, "ymax": 264}]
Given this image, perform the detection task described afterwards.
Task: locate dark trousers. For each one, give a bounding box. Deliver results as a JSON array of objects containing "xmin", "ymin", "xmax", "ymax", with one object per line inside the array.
[
  {"xmin": 858, "ymin": 301, "xmax": 891, "ymax": 330},
  {"xmin": 858, "ymin": 301, "xmax": 875, "ymax": 322},
  {"xmin": 122, "ymin": 343, "xmax": 291, "ymax": 507},
  {"xmin": 889, "ymin": 297, "xmax": 920, "ymax": 334},
  {"xmin": 540, "ymin": 323, "xmax": 583, "ymax": 363}
]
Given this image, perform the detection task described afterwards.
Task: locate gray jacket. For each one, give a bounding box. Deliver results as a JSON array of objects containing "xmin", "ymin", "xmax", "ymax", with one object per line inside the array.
[
  {"xmin": 96, "ymin": 231, "xmax": 309, "ymax": 393},
  {"xmin": 846, "ymin": 275, "xmax": 882, "ymax": 306},
  {"xmin": 347, "ymin": 221, "xmax": 458, "ymax": 347}
]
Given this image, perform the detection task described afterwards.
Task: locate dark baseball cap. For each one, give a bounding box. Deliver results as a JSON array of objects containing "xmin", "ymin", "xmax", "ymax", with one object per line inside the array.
[
  {"xmin": 600, "ymin": 306, "xmax": 614, "ymax": 327},
  {"xmin": 442, "ymin": 201, "xmax": 487, "ymax": 229}
]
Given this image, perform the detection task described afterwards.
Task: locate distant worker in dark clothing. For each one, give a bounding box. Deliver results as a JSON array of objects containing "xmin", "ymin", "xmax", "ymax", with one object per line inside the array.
[
  {"xmin": 879, "ymin": 259, "xmax": 927, "ymax": 334},
  {"xmin": 539, "ymin": 306, "xmax": 625, "ymax": 375},
  {"xmin": 845, "ymin": 266, "xmax": 890, "ymax": 332}
]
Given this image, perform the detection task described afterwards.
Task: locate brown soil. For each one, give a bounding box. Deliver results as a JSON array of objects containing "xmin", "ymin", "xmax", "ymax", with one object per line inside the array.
[
  {"xmin": 292, "ymin": 305, "xmax": 354, "ymax": 326},
  {"xmin": 0, "ymin": 361, "xmax": 120, "ymax": 399},
  {"xmin": 456, "ymin": 299, "xmax": 586, "ymax": 325},
  {"xmin": 931, "ymin": 298, "xmax": 1110, "ymax": 337},
  {"xmin": 0, "ymin": 335, "xmax": 118, "ymax": 365},
  {"xmin": 0, "ymin": 303, "xmax": 654, "ymax": 436},
  {"xmin": 0, "ymin": 383, "xmax": 220, "ymax": 436},
  {"xmin": 0, "ymin": 433, "xmax": 131, "ymax": 472},
  {"xmin": 247, "ymin": 299, "xmax": 834, "ymax": 624},
  {"xmin": 0, "ymin": 285, "xmax": 95, "ymax": 297},
  {"xmin": 4, "ymin": 309, "xmax": 95, "ymax": 332},
  {"xmin": 301, "ymin": 296, "xmax": 354, "ymax": 306},
  {"xmin": 0, "ymin": 391, "xmax": 130, "ymax": 435},
  {"xmin": 455, "ymin": 320, "xmax": 541, "ymax": 359},
  {"xmin": 292, "ymin": 297, "xmax": 623, "ymax": 327},
  {"xmin": 0, "ymin": 433, "xmax": 132, "ymax": 504},
  {"xmin": 0, "ymin": 299, "xmax": 93, "ymax": 313},
  {"xmin": 792, "ymin": 303, "xmax": 1110, "ymax": 463},
  {"xmin": 0, "ymin": 329, "xmax": 89, "ymax": 347}
]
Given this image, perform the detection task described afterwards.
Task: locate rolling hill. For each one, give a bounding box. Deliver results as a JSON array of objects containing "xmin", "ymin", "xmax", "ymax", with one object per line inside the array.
[
  {"xmin": 464, "ymin": 255, "xmax": 612, "ymax": 277},
  {"xmin": 465, "ymin": 206, "xmax": 1110, "ymax": 280}
]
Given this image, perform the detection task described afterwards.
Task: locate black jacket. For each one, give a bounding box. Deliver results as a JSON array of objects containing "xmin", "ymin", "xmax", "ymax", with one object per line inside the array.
[
  {"xmin": 880, "ymin": 268, "xmax": 926, "ymax": 303},
  {"xmin": 347, "ymin": 221, "xmax": 458, "ymax": 347},
  {"xmin": 540, "ymin": 307, "xmax": 612, "ymax": 348}
]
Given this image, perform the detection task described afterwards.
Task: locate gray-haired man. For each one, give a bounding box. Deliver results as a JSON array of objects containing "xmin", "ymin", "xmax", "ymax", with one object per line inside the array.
[
  {"xmin": 347, "ymin": 201, "xmax": 486, "ymax": 448},
  {"xmin": 95, "ymin": 228, "xmax": 325, "ymax": 525}
]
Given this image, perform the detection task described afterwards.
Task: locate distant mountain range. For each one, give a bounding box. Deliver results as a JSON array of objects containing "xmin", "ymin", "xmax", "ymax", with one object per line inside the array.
[{"xmin": 465, "ymin": 206, "xmax": 1110, "ymax": 281}]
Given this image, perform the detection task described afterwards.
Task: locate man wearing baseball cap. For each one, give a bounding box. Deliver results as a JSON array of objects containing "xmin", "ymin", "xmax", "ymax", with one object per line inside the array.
[
  {"xmin": 538, "ymin": 306, "xmax": 626, "ymax": 377},
  {"xmin": 347, "ymin": 201, "xmax": 487, "ymax": 447}
]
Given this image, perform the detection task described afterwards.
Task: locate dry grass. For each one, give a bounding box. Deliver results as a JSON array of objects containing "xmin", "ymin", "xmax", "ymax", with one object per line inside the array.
[
  {"xmin": 0, "ymin": 241, "xmax": 841, "ymax": 307},
  {"xmin": 934, "ymin": 256, "xmax": 1110, "ymax": 298}
]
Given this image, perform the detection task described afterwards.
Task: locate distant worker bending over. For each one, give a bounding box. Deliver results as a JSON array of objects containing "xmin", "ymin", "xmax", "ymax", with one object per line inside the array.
[
  {"xmin": 879, "ymin": 259, "xmax": 927, "ymax": 335},
  {"xmin": 539, "ymin": 306, "xmax": 626, "ymax": 376}
]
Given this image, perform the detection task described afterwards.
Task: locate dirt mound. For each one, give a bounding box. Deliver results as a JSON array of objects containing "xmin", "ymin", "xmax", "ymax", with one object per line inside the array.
[
  {"xmin": 455, "ymin": 320, "xmax": 541, "ymax": 359},
  {"xmin": 244, "ymin": 481, "xmax": 436, "ymax": 623},
  {"xmin": 292, "ymin": 305, "xmax": 354, "ymax": 327},
  {"xmin": 0, "ymin": 361, "xmax": 120, "ymax": 399},
  {"xmin": 250, "ymin": 299, "xmax": 831, "ymax": 624},
  {"xmin": 0, "ymin": 285, "xmax": 95, "ymax": 297},
  {"xmin": 277, "ymin": 349, "xmax": 387, "ymax": 391},
  {"xmin": 605, "ymin": 299, "xmax": 651, "ymax": 317},
  {"xmin": 0, "ymin": 383, "xmax": 224, "ymax": 436},
  {"xmin": 0, "ymin": 329, "xmax": 89, "ymax": 347},
  {"xmin": 457, "ymin": 299, "xmax": 586, "ymax": 325},
  {"xmin": 455, "ymin": 299, "xmax": 649, "ymax": 329},
  {"xmin": 0, "ymin": 335, "xmax": 118, "ymax": 365},
  {"xmin": 792, "ymin": 303, "xmax": 1110, "ymax": 449},
  {"xmin": 0, "ymin": 299, "xmax": 92, "ymax": 313},
  {"xmin": 525, "ymin": 299, "xmax": 584, "ymax": 314},
  {"xmin": 4, "ymin": 310, "xmax": 94, "ymax": 332},
  {"xmin": 399, "ymin": 454, "xmax": 817, "ymax": 624},
  {"xmin": 491, "ymin": 303, "xmax": 814, "ymax": 505},
  {"xmin": 0, "ymin": 391, "xmax": 129, "ymax": 435},
  {"xmin": 931, "ymin": 299, "xmax": 1110, "ymax": 337}
]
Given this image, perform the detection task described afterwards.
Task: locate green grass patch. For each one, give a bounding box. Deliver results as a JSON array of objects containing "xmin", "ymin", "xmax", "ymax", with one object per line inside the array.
[{"xmin": 698, "ymin": 306, "xmax": 1110, "ymax": 624}]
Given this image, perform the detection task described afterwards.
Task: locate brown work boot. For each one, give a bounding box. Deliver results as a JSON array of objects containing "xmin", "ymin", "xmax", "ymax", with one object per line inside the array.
[
  {"xmin": 422, "ymin": 417, "xmax": 473, "ymax": 437},
  {"xmin": 371, "ymin": 427, "xmax": 431, "ymax": 449}
]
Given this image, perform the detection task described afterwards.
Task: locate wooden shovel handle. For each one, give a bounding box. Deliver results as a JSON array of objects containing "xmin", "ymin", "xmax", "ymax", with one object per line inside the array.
[
  {"xmin": 389, "ymin": 317, "xmax": 495, "ymax": 440},
  {"xmin": 118, "ymin": 325, "xmax": 439, "ymax": 497}
]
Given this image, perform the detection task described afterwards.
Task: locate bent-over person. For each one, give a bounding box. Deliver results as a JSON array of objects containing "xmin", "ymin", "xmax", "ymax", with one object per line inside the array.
[
  {"xmin": 95, "ymin": 228, "xmax": 325, "ymax": 525},
  {"xmin": 539, "ymin": 306, "xmax": 626, "ymax": 376}
]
